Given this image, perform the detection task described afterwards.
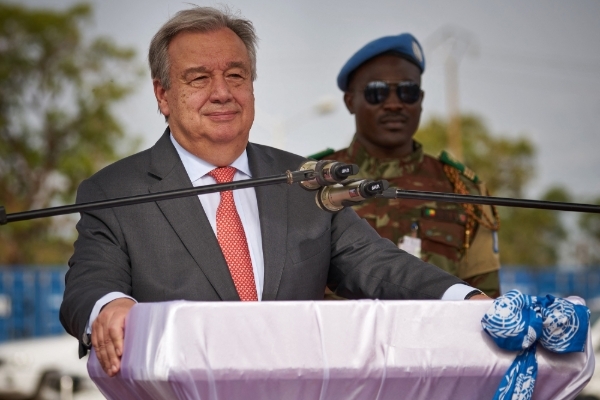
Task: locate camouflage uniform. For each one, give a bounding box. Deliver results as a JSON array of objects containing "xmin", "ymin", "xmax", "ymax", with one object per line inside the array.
[{"xmin": 317, "ymin": 138, "xmax": 501, "ymax": 297}]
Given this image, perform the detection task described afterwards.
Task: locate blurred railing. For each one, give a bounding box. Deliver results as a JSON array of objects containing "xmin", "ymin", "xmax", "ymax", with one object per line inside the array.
[
  {"xmin": 0, "ymin": 266, "xmax": 66, "ymax": 342},
  {"xmin": 500, "ymin": 267, "xmax": 600, "ymax": 302}
]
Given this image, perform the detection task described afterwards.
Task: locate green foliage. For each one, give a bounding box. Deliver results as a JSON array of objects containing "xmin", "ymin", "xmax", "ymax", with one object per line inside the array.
[
  {"xmin": 580, "ymin": 197, "xmax": 600, "ymax": 242},
  {"xmin": 0, "ymin": 2, "xmax": 142, "ymax": 264},
  {"xmin": 415, "ymin": 114, "xmax": 535, "ymax": 197},
  {"xmin": 498, "ymin": 186, "xmax": 570, "ymax": 268},
  {"xmin": 415, "ymin": 114, "xmax": 569, "ymax": 267},
  {"xmin": 578, "ymin": 197, "xmax": 600, "ymax": 265}
]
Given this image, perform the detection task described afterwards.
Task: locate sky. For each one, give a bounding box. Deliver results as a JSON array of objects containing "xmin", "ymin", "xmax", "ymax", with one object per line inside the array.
[{"xmin": 20, "ymin": 0, "xmax": 600, "ymax": 200}]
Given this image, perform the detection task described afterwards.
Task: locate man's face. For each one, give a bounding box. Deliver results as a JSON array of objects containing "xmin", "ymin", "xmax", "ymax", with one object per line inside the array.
[
  {"xmin": 344, "ymin": 54, "xmax": 423, "ymax": 157},
  {"xmin": 154, "ymin": 28, "xmax": 254, "ymax": 161}
]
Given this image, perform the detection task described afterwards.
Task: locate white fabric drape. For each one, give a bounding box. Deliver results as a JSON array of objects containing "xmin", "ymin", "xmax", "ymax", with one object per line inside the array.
[{"xmin": 88, "ymin": 299, "xmax": 593, "ymax": 400}]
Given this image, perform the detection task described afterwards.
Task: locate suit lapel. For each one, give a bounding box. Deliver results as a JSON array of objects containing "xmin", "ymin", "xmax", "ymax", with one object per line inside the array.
[
  {"xmin": 247, "ymin": 144, "xmax": 288, "ymax": 300},
  {"xmin": 148, "ymin": 130, "xmax": 239, "ymax": 301}
]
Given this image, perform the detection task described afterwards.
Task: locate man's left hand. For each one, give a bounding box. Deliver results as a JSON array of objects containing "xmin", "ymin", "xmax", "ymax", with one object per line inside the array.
[{"xmin": 91, "ymin": 297, "xmax": 135, "ymax": 377}]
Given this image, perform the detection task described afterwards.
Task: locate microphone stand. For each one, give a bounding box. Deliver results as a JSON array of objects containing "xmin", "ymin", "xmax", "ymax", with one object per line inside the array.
[
  {"xmin": 0, "ymin": 170, "xmax": 314, "ymax": 225},
  {"xmin": 2, "ymin": 173, "xmax": 600, "ymax": 226},
  {"xmin": 379, "ymin": 188, "xmax": 600, "ymax": 214}
]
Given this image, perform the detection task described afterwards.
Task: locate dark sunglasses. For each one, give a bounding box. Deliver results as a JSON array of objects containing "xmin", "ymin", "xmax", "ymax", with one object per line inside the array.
[{"xmin": 363, "ymin": 81, "xmax": 421, "ymax": 105}]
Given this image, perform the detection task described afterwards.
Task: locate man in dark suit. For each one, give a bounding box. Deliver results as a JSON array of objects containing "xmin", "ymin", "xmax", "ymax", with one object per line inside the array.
[{"xmin": 60, "ymin": 6, "xmax": 487, "ymax": 378}]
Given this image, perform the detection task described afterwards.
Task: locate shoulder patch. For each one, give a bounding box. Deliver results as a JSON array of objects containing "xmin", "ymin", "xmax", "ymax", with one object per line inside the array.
[
  {"xmin": 438, "ymin": 150, "xmax": 480, "ymax": 183},
  {"xmin": 307, "ymin": 148, "xmax": 335, "ymax": 160}
]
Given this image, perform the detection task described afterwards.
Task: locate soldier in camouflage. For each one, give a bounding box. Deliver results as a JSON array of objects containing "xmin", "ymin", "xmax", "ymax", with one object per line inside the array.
[{"xmin": 315, "ymin": 33, "xmax": 501, "ymax": 297}]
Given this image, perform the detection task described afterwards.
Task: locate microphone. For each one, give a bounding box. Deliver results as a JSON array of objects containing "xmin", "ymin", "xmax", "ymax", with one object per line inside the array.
[
  {"xmin": 316, "ymin": 179, "xmax": 389, "ymax": 212},
  {"xmin": 298, "ymin": 160, "xmax": 359, "ymax": 190}
]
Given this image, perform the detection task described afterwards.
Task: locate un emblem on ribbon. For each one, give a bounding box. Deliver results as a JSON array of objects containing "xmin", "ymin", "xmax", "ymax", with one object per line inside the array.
[
  {"xmin": 540, "ymin": 299, "xmax": 579, "ymax": 352},
  {"xmin": 483, "ymin": 290, "xmax": 526, "ymax": 339},
  {"xmin": 513, "ymin": 369, "xmax": 536, "ymax": 400}
]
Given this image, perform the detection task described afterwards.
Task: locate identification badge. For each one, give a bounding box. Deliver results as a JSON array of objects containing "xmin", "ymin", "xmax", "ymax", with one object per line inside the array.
[
  {"xmin": 492, "ymin": 231, "xmax": 499, "ymax": 253},
  {"xmin": 398, "ymin": 236, "xmax": 422, "ymax": 259}
]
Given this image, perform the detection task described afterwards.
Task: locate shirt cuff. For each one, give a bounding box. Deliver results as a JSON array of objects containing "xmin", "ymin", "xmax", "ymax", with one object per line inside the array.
[
  {"xmin": 441, "ymin": 284, "xmax": 478, "ymax": 301},
  {"xmin": 83, "ymin": 292, "xmax": 137, "ymax": 345}
]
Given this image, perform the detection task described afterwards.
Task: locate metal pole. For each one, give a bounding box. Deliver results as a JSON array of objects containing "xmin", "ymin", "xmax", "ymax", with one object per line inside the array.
[{"xmin": 446, "ymin": 54, "xmax": 463, "ymax": 161}]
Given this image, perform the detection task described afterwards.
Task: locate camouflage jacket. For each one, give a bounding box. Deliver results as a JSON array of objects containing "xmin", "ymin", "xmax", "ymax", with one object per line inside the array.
[{"xmin": 320, "ymin": 138, "xmax": 500, "ymax": 280}]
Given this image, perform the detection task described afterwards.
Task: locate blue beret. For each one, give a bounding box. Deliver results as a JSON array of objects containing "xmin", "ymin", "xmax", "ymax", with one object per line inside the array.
[{"xmin": 337, "ymin": 33, "xmax": 425, "ymax": 91}]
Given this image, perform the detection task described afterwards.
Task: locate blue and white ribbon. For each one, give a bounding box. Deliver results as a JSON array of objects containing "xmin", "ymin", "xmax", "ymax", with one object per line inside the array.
[{"xmin": 481, "ymin": 289, "xmax": 589, "ymax": 400}]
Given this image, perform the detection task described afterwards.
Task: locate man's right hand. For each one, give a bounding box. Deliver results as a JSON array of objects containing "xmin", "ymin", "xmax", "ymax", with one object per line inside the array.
[{"xmin": 91, "ymin": 297, "xmax": 135, "ymax": 377}]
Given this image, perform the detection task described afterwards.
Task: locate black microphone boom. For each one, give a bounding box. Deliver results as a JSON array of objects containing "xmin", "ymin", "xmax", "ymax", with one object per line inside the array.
[
  {"xmin": 2, "ymin": 172, "xmax": 600, "ymax": 226},
  {"xmin": 380, "ymin": 188, "xmax": 600, "ymax": 214},
  {"xmin": 0, "ymin": 170, "xmax": 314, "ymax": 226}
]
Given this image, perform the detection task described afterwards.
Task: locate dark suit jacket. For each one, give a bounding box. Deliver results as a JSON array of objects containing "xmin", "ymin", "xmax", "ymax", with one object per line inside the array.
[{"xmin": 59, "ymin": 129, "xmax": 463, "ymax": 356}]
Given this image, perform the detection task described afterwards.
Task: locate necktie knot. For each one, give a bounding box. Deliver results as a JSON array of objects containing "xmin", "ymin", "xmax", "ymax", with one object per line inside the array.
[{"xmin": 208, "ymin": 166, "xmax": 236, "ymax": 184}]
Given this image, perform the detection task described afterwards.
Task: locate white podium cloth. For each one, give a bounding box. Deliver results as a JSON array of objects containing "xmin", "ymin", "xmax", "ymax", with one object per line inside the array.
[{"xmin": 88, "ymin": 299, "xmax": 593, "ymax": 400}]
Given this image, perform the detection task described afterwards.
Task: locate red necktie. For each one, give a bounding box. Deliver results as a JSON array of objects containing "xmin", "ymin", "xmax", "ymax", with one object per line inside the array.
[{"xmin": 208, "ymin": 167, "xmax": 258, "ymax": 301}]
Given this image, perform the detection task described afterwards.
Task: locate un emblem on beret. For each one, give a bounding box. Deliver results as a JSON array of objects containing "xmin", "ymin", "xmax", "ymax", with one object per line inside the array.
[{"xmin": 412, "ymin": 41, "xmax": 423, "ymax": 64}]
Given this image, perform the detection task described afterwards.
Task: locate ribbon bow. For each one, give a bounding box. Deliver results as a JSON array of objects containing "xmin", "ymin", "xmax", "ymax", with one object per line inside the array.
[{"xmin": 481, "ymin": 289, "xmax": 589, "ymax": 400}]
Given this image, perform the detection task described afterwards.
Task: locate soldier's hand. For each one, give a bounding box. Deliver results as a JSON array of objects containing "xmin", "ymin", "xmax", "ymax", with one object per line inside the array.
[{"xmin": 91, "ymin": 298, "xmax": 135, "ymax": 377}]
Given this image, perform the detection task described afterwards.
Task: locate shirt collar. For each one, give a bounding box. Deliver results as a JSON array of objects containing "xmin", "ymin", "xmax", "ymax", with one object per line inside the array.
[{"xmin": 170, "ymin": 134, "xmax": 252, "ymax": 183}]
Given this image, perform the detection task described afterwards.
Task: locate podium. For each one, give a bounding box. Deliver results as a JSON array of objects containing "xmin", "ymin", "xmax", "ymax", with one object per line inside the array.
[{"xmin": 88, "ymin": 299, "xmax": 593, "ymax": 400}]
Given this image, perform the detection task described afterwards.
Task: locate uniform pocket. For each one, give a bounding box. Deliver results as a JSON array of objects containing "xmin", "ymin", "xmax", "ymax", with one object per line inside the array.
[{"xmin": 419, "ymin": 219, "xmax": 465, "ymax": 262}]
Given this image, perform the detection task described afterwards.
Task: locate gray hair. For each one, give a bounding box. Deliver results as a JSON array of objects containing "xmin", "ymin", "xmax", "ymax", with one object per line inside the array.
[{"xmin": 148, "ymin": 6, "xmax": 258, "ymax": 90}]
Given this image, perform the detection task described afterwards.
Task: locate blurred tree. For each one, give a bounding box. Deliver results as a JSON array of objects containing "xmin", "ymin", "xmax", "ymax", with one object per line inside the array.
[
  {"xmin": 580, "ymin": 198, "xmax": 600, "ymax": 242},
  {"xmin": 415, "ymin": 114, "xmax": 535, "ymax": 197},
  {"xmin": 0, "ymin": 2, "xmax": 142, "ymax": 264},
  {"xmin": 497, "ymin": 186, "xmax": 570, "ymax": 267},
  {"xmin": 578, "ymin": 197, "xmax": 600, "ymax": 265},
  {"xmin": 415, "ymin": 114, "xmax": 569, "ymax": 267}
]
